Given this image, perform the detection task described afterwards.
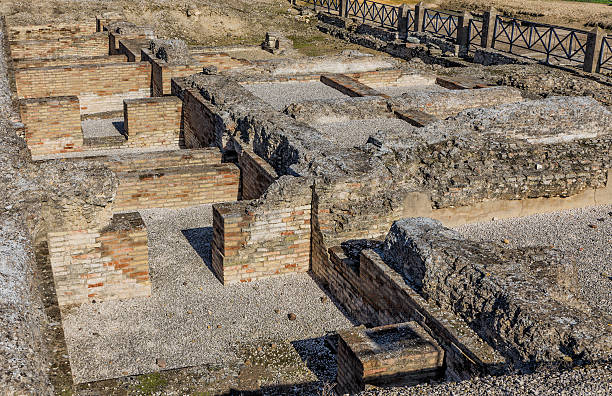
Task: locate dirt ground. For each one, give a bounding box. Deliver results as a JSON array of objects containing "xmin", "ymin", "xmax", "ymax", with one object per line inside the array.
[{"xmin": 1, "ymin": 0, "xmax": 610, "ymax": 50}]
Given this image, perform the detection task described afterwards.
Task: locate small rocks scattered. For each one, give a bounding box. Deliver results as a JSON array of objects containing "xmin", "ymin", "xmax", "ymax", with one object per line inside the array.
[
  {"xmin": 156, "ymin": 358, "xmax": 166, "ymax": 369},
  {"xmin": 287, "ymin": 313, "xmax": 297, "ymax": 321}
]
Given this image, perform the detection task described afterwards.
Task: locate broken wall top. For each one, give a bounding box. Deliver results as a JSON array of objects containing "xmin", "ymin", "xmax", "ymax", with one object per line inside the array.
[{"xmin": 379, "ymin": 217, "xmax": 612, "ymax": 370}]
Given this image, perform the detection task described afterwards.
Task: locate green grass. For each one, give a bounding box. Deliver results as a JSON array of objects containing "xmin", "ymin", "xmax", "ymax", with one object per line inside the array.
[
  {"xmin": 133, "ymin": 373, "xmax": 168, "ymax": 395},
  {"xmin": 561, "ymin": 0, "xmax": 609, "ymax": 4}
]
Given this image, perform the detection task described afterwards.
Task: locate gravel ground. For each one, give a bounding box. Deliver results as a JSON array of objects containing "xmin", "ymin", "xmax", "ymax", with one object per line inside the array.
[
  {"xmin": 242, "ymin": 81, "xmax": 348, "ymax": 110},
  {"xmin": 312, "ymin": 118, "xmax": 410, "ymax": 147},
  {"xmin": 454, "ymin": 205, "xmax": 612, "ymax": 316},
  {"xmin": 360, "ymin": 363, "xmax": 612, "ymax": 396},
  {"xmin": 81, "ymin": 117, "xmax": 125, "ymax": 138},
  {"xmin": 370, "ymin": 84, "xmax": 448, "ymax": 97},
  {"xmin": 62, "ymin": 204, "xmax": 354, "ymax": 384}
]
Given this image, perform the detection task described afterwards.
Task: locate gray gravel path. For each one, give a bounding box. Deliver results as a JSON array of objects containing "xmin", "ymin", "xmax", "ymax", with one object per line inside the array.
[
  {"xmin": 360, "ymin": 363, "xmax": 612, "ymax": 395},
  {"xmin": 81, "ymin": 117, "xmax": 125, "ymax": 138},
  {"xmin": 242, "ymin": 81, "xmax": 348, "ymax": 110},
  {"xmin": 454, "ymin": 205, "xmax": 612, "ymax": 316},
  {"xmin": 62, "ymin": 204, "xmax": 353, "ymax": 384},
  {"xmin": 312, "ymin": 118, "xmax": 410, "ymax": 147},
  {"xmin": 371, "ymin": 84, "xmax": 448, "ymax": 97}
]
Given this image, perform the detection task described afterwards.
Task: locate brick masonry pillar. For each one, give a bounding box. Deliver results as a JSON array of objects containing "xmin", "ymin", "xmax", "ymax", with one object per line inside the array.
[
  {"xmin": 397, "ymin": 4, "xmax": 410, "ymax": 39},
  {"xmin": 457, "ymin": 11, "xmax": 473, "ymax": 57},
  {"xmin": 481, "ymin": 7, "xmax": 497, "ymax": 49},
  {"xmin": 584, "ymin": 27, "xmax": 604, "ymax": 73},
  {"xmin": 413, "ymin": 2, "xmax": 425, "ymax": 32}
]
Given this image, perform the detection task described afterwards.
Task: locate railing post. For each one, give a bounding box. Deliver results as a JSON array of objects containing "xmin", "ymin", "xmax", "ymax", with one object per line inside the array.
[
  {"xmin": 457, "ymin": 11, "xmax": 472, "ymax": 56},
  {"xmin": 481, "ymin": 7, "xmax": 497, "ymax": 48},
  {"xmin": 338, "ymin": 0, "xmax": 345, "ymax": 17},
  {"xmin": 584, "ymin": 27, "xmax": 604, "ymax": 73},
  {"xmin": 414, "ymin": 2, "xmax": 425, "ymax": 32},
  {"xmin": 398, "ymin": 4, "xmax": 410, "ymax": 39}
]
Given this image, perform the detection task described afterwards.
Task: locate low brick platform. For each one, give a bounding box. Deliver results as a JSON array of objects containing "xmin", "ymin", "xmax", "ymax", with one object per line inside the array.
[
  {"xmin": 337, "ymin": 322, "xmax": 444, "ymax": 394},
  {"xmin": 48, "ymin": 212, "xmax": 151, "ymax": 308},
  {"xmin": 435, "ymin": 76, "xmax": 492, "ymax": 90},
  {"xmin": 320, "ymin": 73, "xmax": 387, "ymax": 97}
]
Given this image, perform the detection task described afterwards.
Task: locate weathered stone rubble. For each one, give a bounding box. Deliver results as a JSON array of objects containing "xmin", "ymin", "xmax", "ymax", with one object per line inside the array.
[
  {"xmin": 390, "ymin": 86, "xmax": 524, "ymax": 117},
  {"xmin": 106, "ymin": 21, "xmax": 154, "ymax": 38},
  {"xmin": 149, "ymin": 38, "xmax": 194, "ymax": 64},
  {"xmin": 380, "ymin": 217, "xmax": 612, "ymax": 371},
  {"xmin": 368, "ymin": 96, "xmax": 612, "ymax": 209},
  {"xmin": 438, "ymin": 64, "xmax": 612, "ymax": 105},
  {"xmin": 284, "ymin": 96, "xmax": 393, "ymax": 123},
  {"xmin": 359, "ymin": 362, "xmax": 612, "ymax": 395}
]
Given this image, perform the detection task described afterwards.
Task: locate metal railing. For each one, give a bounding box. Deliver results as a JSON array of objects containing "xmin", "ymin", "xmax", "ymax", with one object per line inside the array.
[
  {"xmin": 493, "ymin": 16, "xmax": 589, "ymax": 66},
  {"xmin": 304, "ymin": 0, "xmax": 610, "ymax": 75},
  {"xmin": 422, "ymin": 9, "xmax": 459, "ymax": 37},
  {"xmin": 304, "ymin": 0, "xmax": 340, "ymax": 13},
  {"xmin": 468, "ymin": 18, "xmax": 483, "ymax": 47},
  {"xmin": 599, "ymin": 36, "xmax": 612, "ymax": 72},
  {"xmin": 406, "ymin": 9, "xmax": 415, "ymax": 31},
  {"xmin": 345, "ymin": 0, "xmax": 399, "ymax": 28}
]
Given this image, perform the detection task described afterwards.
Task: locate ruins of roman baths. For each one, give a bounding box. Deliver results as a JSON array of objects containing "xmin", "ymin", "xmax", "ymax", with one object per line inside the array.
[{"xmin": 0, "ymin": 0, "xmax": 611, "ymax": 394}]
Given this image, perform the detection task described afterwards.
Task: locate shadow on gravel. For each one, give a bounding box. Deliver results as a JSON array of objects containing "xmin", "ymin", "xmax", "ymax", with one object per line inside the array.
[{"xmin": 181, "ymin": 226, "xmax": 214, "ymax": 273}]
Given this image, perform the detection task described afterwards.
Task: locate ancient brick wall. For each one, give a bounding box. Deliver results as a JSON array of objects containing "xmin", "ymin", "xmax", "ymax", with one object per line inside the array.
[
  {"xmin": 211, "ymin": 177, "xmax": 311, "ymax": 284},
  {"xmin": 114, "ymin": 163, "xmax": 239, "ymax": 212},
  {"xmin": 48, "ymin": 212, "xmax": 151, "ymax": 308},
  {"xmin": 317, "ymin": 242, "xmax": 504, "ymax": 379},
  {"xmin": 8, "ymin": 33, "xmax": 108, "ymax": 59},
  {"xmin": 233, "ymin": 139, "xmax": 278, "ymax": 200},
  {"xmin": 19, "ymin": 96, "xmax": 83, "ymax": 156},
  {"xmin": 176, "ymin": 86, "xmax": 219, "ymax": 148},
  {"xmin": 123, "ymin": 96, "xmax": 182, "ymax": 148},
  {"xmin": 8, "ymin": 23, "xmax": 94, "ymax": 41},
  {"xmin": 13, "ymin": 54, "xmax": 127, "ymax": 69},
  {"xmin": 14, "ymin": 62, "xmax": 152, "ymax": 113},
  {"xmin": 336, "ymin": 322, "xmax": 444, "ymax": 394}
]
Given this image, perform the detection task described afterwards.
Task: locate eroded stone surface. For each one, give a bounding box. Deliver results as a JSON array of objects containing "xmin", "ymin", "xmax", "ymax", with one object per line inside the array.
[{"xmin": 380, "ymin": 218, "xmax": 612, "ymax": 370}]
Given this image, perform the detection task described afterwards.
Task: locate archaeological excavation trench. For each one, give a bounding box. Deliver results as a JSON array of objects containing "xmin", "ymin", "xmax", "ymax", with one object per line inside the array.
[{"xmin": 0, "ymin": 5, "xmax": 611, "ymax": 395}]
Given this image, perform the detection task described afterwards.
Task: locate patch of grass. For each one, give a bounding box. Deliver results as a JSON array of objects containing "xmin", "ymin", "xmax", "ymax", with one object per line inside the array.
[
  {"xmin": 288, "ymin": 34, "xmax": 337, "ymax": 56},
  {"xmin": 560, "ymin": 0, "xmax": 609, "ymax": 3},
  {"xmin": 133, "ymin": 373, "xmax": 168, "ymax": 395}
]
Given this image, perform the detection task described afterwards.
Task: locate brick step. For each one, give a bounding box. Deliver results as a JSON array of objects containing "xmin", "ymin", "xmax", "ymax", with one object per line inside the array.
[
  {"xmin": 320, "ymin": 73, "xmax": 387, "ymax": 97},
  {"xmin": 337, "ymin": 322, "xmax": 444, "ymax": 394},
  {"xmin": 435, "ymin": 76, "xmax": 493, "ymax": 90},
  {"xmin": 394, "ymin": 109, "xmax": 439, "ymax": 127}
]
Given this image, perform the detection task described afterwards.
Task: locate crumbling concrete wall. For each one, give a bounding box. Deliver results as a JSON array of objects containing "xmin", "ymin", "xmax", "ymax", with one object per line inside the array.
[
  {"xmin": 380, "ymin": 217, "xmax": 612, "ymax": 371},
  {"xmin": 389, "ymin": 86, "xmax": 524, "ymax": 117}
]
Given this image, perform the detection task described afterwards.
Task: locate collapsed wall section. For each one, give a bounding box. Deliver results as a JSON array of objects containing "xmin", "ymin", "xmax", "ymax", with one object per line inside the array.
[{"xmin": 380, "ymin": 218, "xmax": 612, "ymax": 370}]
